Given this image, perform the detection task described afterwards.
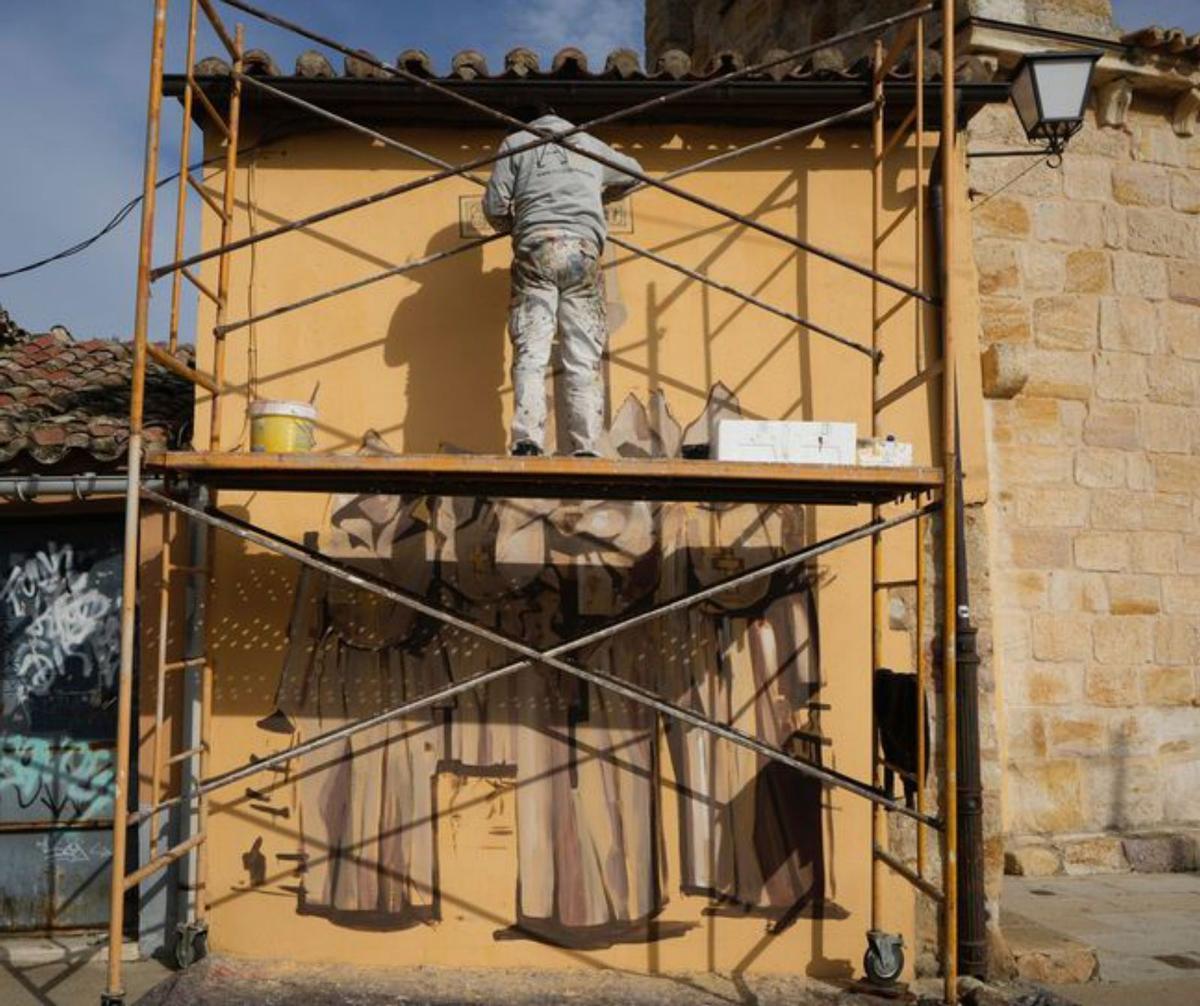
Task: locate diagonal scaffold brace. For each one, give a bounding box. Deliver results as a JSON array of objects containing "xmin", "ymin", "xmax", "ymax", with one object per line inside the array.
[{"xmin": 140, "ymin": 485, "xmax": 940, "ymax": 828}]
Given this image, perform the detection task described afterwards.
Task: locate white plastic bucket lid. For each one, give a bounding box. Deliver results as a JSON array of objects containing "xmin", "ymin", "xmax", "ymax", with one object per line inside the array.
[{"xmin": 249, "ymin": 399, "xmax": 317, "ymax": 420}]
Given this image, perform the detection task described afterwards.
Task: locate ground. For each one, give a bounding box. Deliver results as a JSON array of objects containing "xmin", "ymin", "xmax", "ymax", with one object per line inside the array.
[
  {"xmin": 1004, "ymin": 874, "xmax": 1200, "ymax": 1006},
  {"xmin": 0, "ymin": 873, "xmax": 1196, "ymax": 1005}
]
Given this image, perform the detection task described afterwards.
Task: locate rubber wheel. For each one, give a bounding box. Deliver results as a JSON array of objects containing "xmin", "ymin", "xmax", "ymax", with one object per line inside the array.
[
  {"xmin": 175, "ymin": 926, "xmax": 208, "ymax": 970},
  {"xmin": 864, "ymin": 942, "xmax": 905, "ymax": 984}
]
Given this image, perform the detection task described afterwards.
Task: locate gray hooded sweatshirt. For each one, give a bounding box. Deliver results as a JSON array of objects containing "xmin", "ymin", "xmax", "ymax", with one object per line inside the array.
[{"xmin": 483, "ymin": 114, "xmax": 643, "ymax": 254}]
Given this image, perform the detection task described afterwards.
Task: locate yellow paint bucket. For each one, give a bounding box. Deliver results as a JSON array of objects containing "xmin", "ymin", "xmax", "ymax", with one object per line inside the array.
[{"xmin": 249, "ymin": 400, "xmax": 317, "ymax": 453}]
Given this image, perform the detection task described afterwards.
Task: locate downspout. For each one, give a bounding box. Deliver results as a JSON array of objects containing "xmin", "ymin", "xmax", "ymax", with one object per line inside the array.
[
  {"xmin": 0, "ymin": 474, "xmax": 165, "ymax": 499},
  {"xmin": 930, "ymin": 147, "xmax": 988, "ymax": 980}
]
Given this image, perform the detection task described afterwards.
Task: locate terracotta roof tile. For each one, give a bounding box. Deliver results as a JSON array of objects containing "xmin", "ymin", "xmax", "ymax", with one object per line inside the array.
[
  {"xmin": 192, "ymin": 43, "xmax": 955, "ymax": 85},
  {"xmin": 0, "ymin": 309, "xmax": 193, "ymax": 471},
  {"xmin": 1122, "ymin": 26, "xmax": 1200, "ymax": 60}
]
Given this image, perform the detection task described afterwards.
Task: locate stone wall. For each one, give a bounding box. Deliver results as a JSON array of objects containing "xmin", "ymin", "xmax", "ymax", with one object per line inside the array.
[
  {"xmin": 968, "ymin": 93, "xmax": 1200, "ymax": 866},
  {"xmin": 644, "ymin": 1, "xmax": 1116, "ymax": 67}
]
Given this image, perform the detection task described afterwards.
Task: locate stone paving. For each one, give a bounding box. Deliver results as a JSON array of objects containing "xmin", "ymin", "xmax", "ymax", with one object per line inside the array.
[{"xmin": 1006, "ymin": 873, "xmax": 1200, "ymax": 1006}]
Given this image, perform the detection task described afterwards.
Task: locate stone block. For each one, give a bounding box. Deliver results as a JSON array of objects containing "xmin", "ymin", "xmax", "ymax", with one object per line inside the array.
[
  {"xmin": 1132, "ymin": 531, "xmax": 1180, "ymax": 573},
  {"xmin": 1126, "ymin": 451, "xmax": 1154, "ymax": 490},
  {"xmin": 980, "ymin": 343, "xmax": 1028, "ymax": 398},
  {"xmin": 1082, "ymin": 401, "xmax": 1138, "ymax": 449},
  {"xmin": 975, "ymin": 195, "xmax": 1032, "ymax": 238},
  {"xmin": 1099, "ymin": 296, "xmax": 1158, "ymax": 353},
  {"xmin": 974, "ymin": 240, "xmax": 1022, "ymax": 296},
  {"xmin": 1095, "ymin": 351, "xmax": 1147, "ymax": 401},
  {"xmin": 1146, "ymin": 356, "xmax": 1197, "ymax": 404},
  {"xmin": 1063, "ymin": 251, "xmax": 1111, "ymax": 294},
  {"xmin": 1152, "ymin": 455, "xmax": 1200, "ymax": 493},
  {"xmin": 1035, "ymin": 200, "xmax": 1104, "ymax": 247},
  {"xmin": 1086, "ymin": 753, "xmax": 1165, "ymax": 827},
  {"xmin": 1023, "ymin": 349, "xmax": 1094, "ymax": 401},
  {"xmin": 1141, "ymin": 403, "xmax": 1193, "ymax": 453},
  {"xmin": 970, "ymin": 154, "xmax": 1063, "ymax": 199},
  {"xmin": 1010, "ymin": 528, "xmax": 1073, "ymax": 569},
  {"xmin": 1089, "ymin": 489, "xmax": 1145, "ymax": 531},
  {"xmin": 995, "ymin": 609, "xmax": 1033, "ymax": 662},
  {"xmin": 1170, "ymin": 171, "xmax": 1200, "ymax": 214},
  {"xmin": 1015, "ymin": 486, "xmax": 1089, "ymax": 528},
  {"xmin": 1049, "ymin": 712, "xmax": 1108, "ymax": 756},
  {"xmin": 1075, "ymin": 448, "xmax": 1126, "ymax": 489},
  {"xmin": 1181, "ymin": 535, "xmax": 1200, "ymax": 574},
  {"xmin": 1113, "ymin": 252, "xmax": 1168, "ymax": 299},
  {"xmin": 1085, "ymin": 664, "xmax": 1139, "ymax": 706},
  {"xmin": 1002, "ymin": 568, "xmax": 1048, "ymax": 609},
  {"xmin": 1163, "ymin": 574, "xmax": 1200, "ymax": 614},
  {"xmin": 1019, "ymin": 662, "xmax": 1084, "ymax": 706},
  {"xmin": 1007, "ymin": 759, "xmax": 1086, "ymax": 834},
  {"xmin": 1004, "ymin": 843, "xmax": 1061, "ymax": 877},
  {"xmin": 1133, "ymin": 124, "xmax": 1187, "ymax": 167},
  {"xmin": 1048, "ymin": 570, "xmax": 1108, "ymax": 613},
  {"xmin": 1032, "ymin": 612, "xmax": 1092, "ymax": 661},
  {"xmin": 1002, "ymin": 910, "xmax": 1099, "ymax": 984},
  {"xmin": 1034, "ymin": 294, "xmax": 1099, "ymax": 348},
  {"xmin": 1062, "ymin": 155, "xmax": 1111, "ymax": 201},
  {"xmin": 1106, "ymin": 573, "xmax": 1161, "ymax": 615},
  {"xmin": 1063, "ymin": 835, "xmax": 1129, "ymax": 875},
  {"xmin": 1103, "ymin": 202, "xmax": 1126, "ymax": 249},
  {"xmin": 1111, "ymin": 162, "xmax": 1168, "ymax": 206},
  {"xmin": 1128, "ymin": 208, "xmax": 1199, "ymax": 259},
  {"xmin": 995, "ymin": 443, "xmax": 1072, "ymax": 485},
  {"xmin": 1093, "ymin": 614, "xmax": 1154, "ymax": 663},
  {"xmin": 1167, "ymin": 259, "xmax": 1200, "ymax": 305},
  {"xmin": 1020, "ymin": 244, "xmax": 1065, "ymax": 292},
  {"xmin": 980, "ymin": 297, "xmax": 1032, "ymax": 345},
  {"xmin": 990, "ymin": 397, "xmax": 1069, "ymax": 446},
  {"xmin": 1142, "ymin": 494, "xmax": 1191, "ymax": 531},
  {"xmin": 1141, "ymin": 665, "xmax": 1196, "ymax": 705},
  {"xmin": 1155, "ymin": 615, "xmax": 1198, "ymax": 663},
  {"xmin": 1163, "ymin": 761, "xmax": 1200, "ymax": 824},
  {"xmin": 1123, "ymin": 832, "xmax": 1199, "ymax": 872},
  {"xmin": 1162, "ymin": 301, "xmax": 1200, "ymax": 359}
]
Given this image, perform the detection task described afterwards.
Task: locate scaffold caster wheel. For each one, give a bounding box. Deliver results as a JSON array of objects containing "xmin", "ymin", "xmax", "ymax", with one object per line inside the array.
[
  {"xmin": 100, "ymin": 994, "xmax": 125, "ymax": 1006},
  {"xmin": 864, "ymin": 929, "xmax": 905, "ymax": 985},
  {"xmin": 174, "ymin": 921, "xmax": 209, "ymax": 969}
]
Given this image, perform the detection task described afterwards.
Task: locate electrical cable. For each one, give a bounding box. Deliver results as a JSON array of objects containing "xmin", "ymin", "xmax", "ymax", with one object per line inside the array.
[{"xmin": 0, "ymin": 137, "xmax": 275, "ymax": 281}]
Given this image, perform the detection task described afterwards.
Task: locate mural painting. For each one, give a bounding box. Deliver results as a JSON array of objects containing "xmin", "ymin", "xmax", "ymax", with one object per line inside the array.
[{"xmin": 256, "ymin": 387, "xmax": 831, "ymax": 946}]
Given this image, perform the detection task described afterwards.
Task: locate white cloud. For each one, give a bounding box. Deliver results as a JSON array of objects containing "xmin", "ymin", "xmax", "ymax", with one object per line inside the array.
[{"xmin": 505, "ymin": 0, "xmax": 643, "ymax": 64}]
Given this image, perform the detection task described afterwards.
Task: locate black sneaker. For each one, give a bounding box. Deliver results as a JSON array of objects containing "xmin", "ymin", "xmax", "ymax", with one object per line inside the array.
[
  {"xmin": 572, "ymin": 450, "xmax": 600, "ymax": 458},
  {"xmin": 512, "ymin": 440, "xmax": 542, "ymax": 457}
]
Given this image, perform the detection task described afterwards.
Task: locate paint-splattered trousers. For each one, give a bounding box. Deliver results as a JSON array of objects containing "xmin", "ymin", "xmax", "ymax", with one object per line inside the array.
[{"xmin": 508, "ymin": 234, "xmax": 607, "ymax": 454}]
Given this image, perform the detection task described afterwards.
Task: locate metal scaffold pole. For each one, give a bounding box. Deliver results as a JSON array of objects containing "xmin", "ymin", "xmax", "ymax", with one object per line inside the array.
[{"xmin": 104, "ymin": 2, "xmax": 169, "ymax": 1003}]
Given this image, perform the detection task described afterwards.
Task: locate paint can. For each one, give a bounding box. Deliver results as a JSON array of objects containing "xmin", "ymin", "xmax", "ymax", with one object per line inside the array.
[{"xmin": 249, "ymin": 400, "xmax": 317, "ymax": 453}]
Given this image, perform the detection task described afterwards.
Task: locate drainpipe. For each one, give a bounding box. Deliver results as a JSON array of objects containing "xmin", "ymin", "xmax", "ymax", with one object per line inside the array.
[
  {"xmin": 0, "ymin": 474, "xmax": 165, "ymax": 499},
  {"xmin": 931, "ymin": 148, "xmax": 988, "ymax": 980}
]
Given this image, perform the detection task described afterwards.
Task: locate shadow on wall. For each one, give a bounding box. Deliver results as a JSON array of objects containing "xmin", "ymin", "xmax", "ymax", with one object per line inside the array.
[{"xmin": 385, "ymin": 224, "xmax": 510, "ymax": 454}]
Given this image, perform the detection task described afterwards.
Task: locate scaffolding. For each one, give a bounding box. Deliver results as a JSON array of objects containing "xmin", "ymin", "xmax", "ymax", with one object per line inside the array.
[{"xmin": 105, "ymin": 0, "xmax": 967, "ymax": 1002}]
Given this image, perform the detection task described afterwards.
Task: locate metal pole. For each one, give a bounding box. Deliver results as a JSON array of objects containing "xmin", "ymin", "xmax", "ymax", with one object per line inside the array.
[
  {"xmin": 141, "ymin": 487, "xmax": 939, "ymax": 826},
  {"xmin": 105, "ymin": 1, "xmax": 169, "ymax": 1001},
  {"xmin": 915, "ymin": 14, "xmax": 929, "ymax": 885},
  {"xmin": 941, "ymin": 0, "xmax": 960, "ymax": 1001},
  {"xmin": 167, "ymin": 0, "xmax": 200, "ymax": 353},
  {"xmin": 870, "ymin": 36, "xmax": 887, "ymax": 941}
]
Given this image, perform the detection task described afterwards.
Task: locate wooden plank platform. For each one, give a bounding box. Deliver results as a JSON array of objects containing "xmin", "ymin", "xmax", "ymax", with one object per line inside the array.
[{"xmin": 145, "ymin": 451, "xmax": 942, "ymax": 505}]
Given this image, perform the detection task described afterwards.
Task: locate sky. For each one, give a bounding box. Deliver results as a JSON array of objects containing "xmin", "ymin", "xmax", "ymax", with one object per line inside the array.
[{"xmin": 0, "ymin": 0, "xmax": 1195, "ymax": 341}]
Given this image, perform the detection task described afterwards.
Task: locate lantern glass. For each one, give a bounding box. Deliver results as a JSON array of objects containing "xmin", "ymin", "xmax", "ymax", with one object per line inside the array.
[{"xmin": 1010, "ymin": 52, "xmax": 1101, "ymax": 146}]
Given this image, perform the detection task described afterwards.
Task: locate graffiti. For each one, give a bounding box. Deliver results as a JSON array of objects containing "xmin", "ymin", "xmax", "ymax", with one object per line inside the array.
[
  {"xmin": 0, "ymin": 540, "xmax": 120, "ymax": 721},
  {"xmin": 266, "ymin": 386, "xmax": 828, "ymax": 943},
  {"xmin": 0, "ymin": 735, "xmax": 115, "ymax": 819},
  {"xmin": 34, "ymin": 834, "xmax": 110, "ymax": 865}
]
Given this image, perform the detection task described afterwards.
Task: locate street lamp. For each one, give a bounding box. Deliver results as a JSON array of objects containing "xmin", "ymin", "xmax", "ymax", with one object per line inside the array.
[
  {"xmin": 969, "ymin": 50, "xmax": 1102, "ymax": 164},
  {"xmin": 1010, "ymin": 51, "xmax": 1102, "ymax": 156}
]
